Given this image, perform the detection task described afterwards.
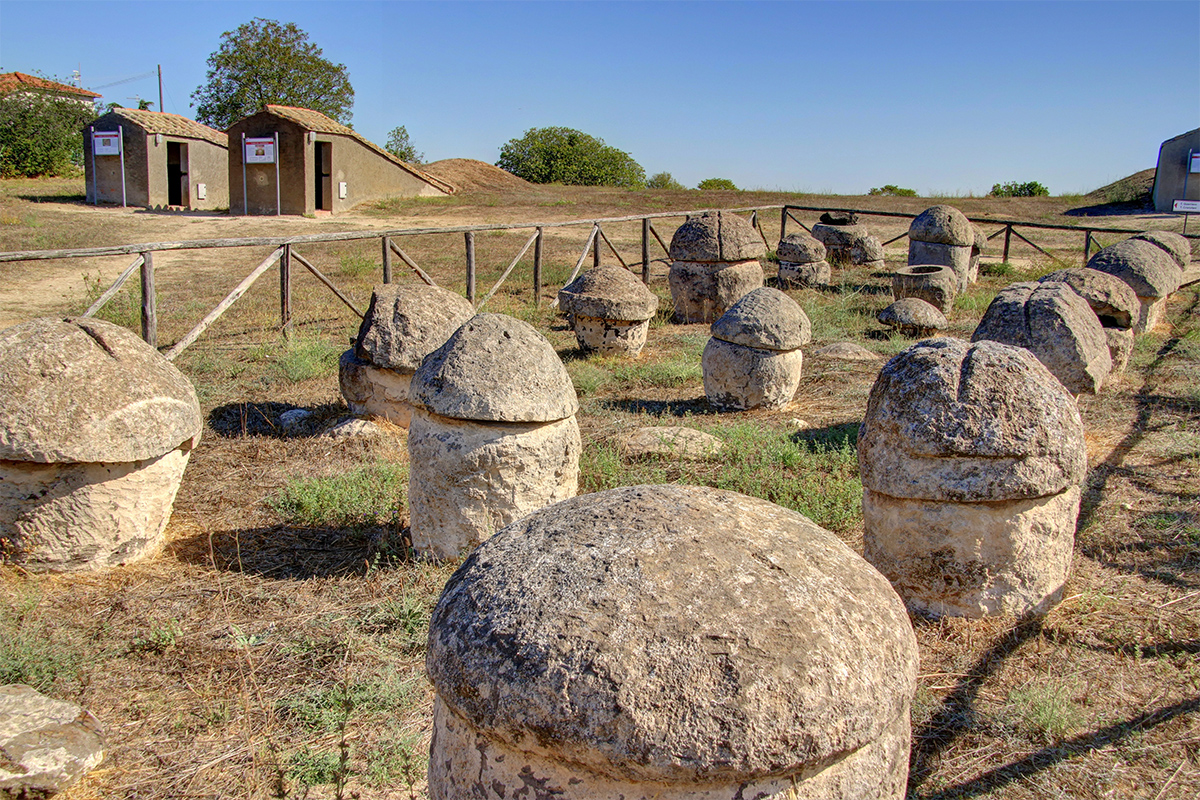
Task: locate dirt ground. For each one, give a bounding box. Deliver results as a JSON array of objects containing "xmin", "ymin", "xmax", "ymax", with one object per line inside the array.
[{"xmin": 1, "ymin": 177, "xmax": 1198, "ymax": 800}]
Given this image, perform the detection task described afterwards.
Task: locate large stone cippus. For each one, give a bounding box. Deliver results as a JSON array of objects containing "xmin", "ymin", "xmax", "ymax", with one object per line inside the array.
[
  {"xmin": 878, "ymin": 297, "xmax": 947, "ymax": 338},
  {"xmin": 668, "ymin": 211, "xmax": 764, "ymax": 323},
  {"xmin": 702, "ymin": 288, "xmax": 810, "ymax": 411},
  {"xmin": 407, "ymin": 314, "xmax": 580, "ymax": 559},
  {"xmin": 858, "ymin": 337, "xmax": 1086, "ymax": 617},
  {"xmin": 892, "ymin": 264, "xmax": 958, "ymax": 313},
  {"xmin": 427, "ymin": 484, "xmax": 918, "ymax": 799},
  {"xmin": 811, "ymin": 213, "xmax": 885, "ymax": 269},
  {"xmin": 339, "ymin": 283, "xmax": 475, "ymax": 427},
  {"xmin": 557, "ymin": 265, "xmax": 659, "ymax": 356},
  {"xmin": 1039, "ymin": 267, "xmax": 1140, "ymax": 374},
  {"xmin": 0, "ymin": 317, "xmax": 201, "ymax": 572},
  {"xmin": 1087, "ymin": 236, "xmax": 1184, "ymax": 332},
  {"xmin": 776, "ymin": 231, "xmax": 831, "ymax": 288},
  {"xmin": 908, "ymin": 205, "xmax": 975, "ymax": 291}
]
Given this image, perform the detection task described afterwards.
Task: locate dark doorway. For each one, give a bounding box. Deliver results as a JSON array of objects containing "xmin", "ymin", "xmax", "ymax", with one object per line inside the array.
[
  {"xmin": 167, "ymin": 141, "xmax": 188, "ymax": 207},
  {"xmin": 314, "ymin": 141, "xmax": 332, "ymax": 211}
]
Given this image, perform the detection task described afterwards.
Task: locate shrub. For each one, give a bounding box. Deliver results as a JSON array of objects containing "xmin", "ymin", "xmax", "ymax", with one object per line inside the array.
[
  {"xmin": 868, "ymin": 184, "xmax": 918, "ymax": 197},
  {"xmin": 697, "ymin": 177, "xmax": 738, "ymax": 191},
  {"xmin": 496, "ymin": 127, "xmax": 645, "ymax": 188},
  {"xmin": 0, "ymin": 91, "xmax": 97, "ymax": 177},
  {"xmin": 990, "ymin": 181, "xmax": 1050, "ymax": 197},
  {"xmin": 647, "ymin": 171, "xmax": 685, "ymax": 190}
]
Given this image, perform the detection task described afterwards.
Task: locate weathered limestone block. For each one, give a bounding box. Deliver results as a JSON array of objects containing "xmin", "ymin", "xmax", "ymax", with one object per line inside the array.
[
  {"xmin": 908, "ymin": 205, "xmax": 974, "ymax": 291},
  {"xmin": 969, "ymin": 225, "xmax": 987, "ymax": 284},
  {"xmin": 1132, "ymin": 230, "xmax": 1192, "ymax": 269},
  {"xmin": 0, "ymin": 317, "xmax": 201, "ymax": 572},
  {"xmin": 702, "ymin": 288, "xmax": 809, "ymax": 411},
  {"xmin": 1106, "ymin": 327, "xmax": 1135, "ymax": 374},
  {"xmin": 858, "ymin": 337, "xmax": 1086, "ymax": 617},
  {"xmin": 878, "ymin": 297, "xmax": 947, "ymax": 338},
  {"xmin": 427, "ymin": 484, "xmax": 918, "ymax": 799},
  {"xmin": 558, "ymin": 265, "xmax": 658, "ymax": 356},
  {"xmin": 1087, "ymin": 238, "xmax": 1182, "ymax": 333},
  {"xmin": 972, "ymin": 281, "xmax": 1111, "ymax": 395},
  {"xmin": 1039, "ymin": 268, "xmax": 1139, "ymax": 374},
  {"xmin": 812, "ymin": 222, "xmax": 883, "ymax": 267},
  {"xmin": 407, "ymin": 314, "xmax": 580, "ymax": 559},
  {"xmin": 777, "ymin": 231, "xmax": 831, "ymax": 288},
  {"xmin": 0, "ymin": 685, "xmax": 105, "ymax": 798},
  {"xmin": 668, "ymin": 212, "xmax": 766, "ymax": 323},
  {"xmin": 339, "ymin": 283, "xmax": 474, "ymax": 426},
  {"xmin": 892, "ymin": 264, "xmax": 958, "ymax": 313},
  {"xmin": 619, "ymin": 426, "xmax": 723, "ymax": 460}
]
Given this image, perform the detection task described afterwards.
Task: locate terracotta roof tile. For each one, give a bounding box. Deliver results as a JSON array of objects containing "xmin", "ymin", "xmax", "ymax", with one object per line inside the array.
[
  {"xmin": 0, "ymin": 72, "xmax": 100, "ymax": 99},
  {"xmin": 104, "ymin": 108, "xmax": 228, "ymax": 148}
]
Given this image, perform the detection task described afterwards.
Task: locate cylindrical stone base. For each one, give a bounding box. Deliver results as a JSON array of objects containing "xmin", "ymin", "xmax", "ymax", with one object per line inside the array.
[
  {"xmin": 339, "ymin": 349, "xmax": 416, "ymax": 427},
  {"xmin": 407, "ymin": 411, "xmax": 580, "ymax": 560},
  {"xmin": 429, "ymin": 698, "xmax": 912, "ymax": 800},
  {"xmin": 702, "ymin": 338, "xmax": 802, "ymax": 411},
  {"xmin": 778, "ymin": 260, "xmax": 831, "ymax": 288},
  {"xmin": 908, "ymin": 241, "xmax": 972, "ymax": 292},
  {"xmin": 1, "ymin": 448, "xmax": 191, "ymax": 572},
  {"xmin": 1105, "ymin": 327, "xmax": 1134, "ymax": 374},
  {"xmin": 892, "ymin": 265, "xmax": 957, "ymax": 314},
  {"xmin": 668, "ymin": 260, "xmax": 764, "ymax": 324},
  {"xmin": 572, "ymin": 315, "xmax": 650, "ymax": 357},
  {"xmin": 862, "ymin": 486, "xmax": 1080, "ymax": 618}
]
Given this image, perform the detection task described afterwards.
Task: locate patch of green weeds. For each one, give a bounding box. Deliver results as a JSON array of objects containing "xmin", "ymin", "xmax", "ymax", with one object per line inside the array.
[
  {"xmin": 277, "ymin": 674, "xmax": 417, "ymax": 733},
  {"xmin": 270, "ymin": 336, "xmax": 343, "ymax": 383},
  {"xmin": 580, "ymin": 440, "xmax": 671, "ymax": 493},
  {"xmin": 567, "ymin": 360, "xmax": 612, "ymax": 396},
  {"xmin": 1006, "ymin": 681, "xmax": 1085, "ymax": 742},
  {"xmin": 270, "ymin": 462, "xmax": 407, "ymax": 530},
  {"xmin": 286, "ymin": 747, "xmax": 344, "ymax": 796},
  {"xmin": 358, "ymin": 594, "xmax": 432, "ymax": 653},
  {"xmin": 128, "ymin": 619, "xmax": 183, "ymax": 655},
  {"xmin": 338, "ymin": 252, "xmax": 378, "ymax": 278},
  {"xmin": 0, "ymin": 589, "xmax": 83, "ymax": 690},
  {"xmin": 981, "ymin": 261, "xmax": 1015, "ymax": 278},
  {"xmin": 363, "ymin": 734, "xmax": 426, "ymax": 795},
  {"xmin": 78, "ymin": 272, "xmax": 141, "ymax": 331}
]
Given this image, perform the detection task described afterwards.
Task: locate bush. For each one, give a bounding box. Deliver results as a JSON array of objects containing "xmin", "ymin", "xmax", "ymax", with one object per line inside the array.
[
  {"xmin": 0, "ymin": 92, "xmax": 96, "ymax": 177},
  {"xmin": 868, "ymin": 184, "xmax": 917, "ymax": 197},
  {"xmin": 990, "ymin": 181, "xmax": 1050, "ymax": 197},
  {"xmin": 496, "ymin": 127, "xmax": 645, "ymax": 187},
  {"xmin": 697, "ymin": 178, "xmax": 737, "ymax": 191},
  {"xmin": 646, "ymin": 171, "xmax": 685, "ymax": 190}
]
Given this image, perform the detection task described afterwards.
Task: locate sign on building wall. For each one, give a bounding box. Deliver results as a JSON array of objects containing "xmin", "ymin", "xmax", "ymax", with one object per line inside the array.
[
  {"xmin": 92, "ymin": 131, "xmax": 120, "ymax": 155},
  {"xmin": 245, "ymin": 137, "xmax": 276, "ymax": 164},
  {"xmin": 1190, "ymin": 152, "xmax": 1200, "ymax": 173}
]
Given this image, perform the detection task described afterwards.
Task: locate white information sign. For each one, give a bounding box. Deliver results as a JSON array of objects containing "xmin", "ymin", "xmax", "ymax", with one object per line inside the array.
[
  {"xmin": 245, "ymin": 137, "xmax": 275, "ymax": 164},
  {"xmin": 1191, "ymin": 153, "xmax": 1200, "ymax": 173},
  {"xmin": 92, "ymin": 131, "xmax": 120, "ymax": 155},
  {"xmin": 1173, "ymin": 199, "xmax": 1200, "ymax": 213}
]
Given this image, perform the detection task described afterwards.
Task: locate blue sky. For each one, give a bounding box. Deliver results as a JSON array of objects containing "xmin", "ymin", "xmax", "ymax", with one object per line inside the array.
[{"xmin": 1, "ymin": 1, "xmax": 1197, "ymax": 195}]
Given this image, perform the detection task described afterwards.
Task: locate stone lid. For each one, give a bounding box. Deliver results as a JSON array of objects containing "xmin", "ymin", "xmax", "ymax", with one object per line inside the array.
[
  {"xmin": 0, "ymin": 317, "xmax": 202, "ymax": 464},
  {"xmin": 354, "ymin": 283, "xmax": 475, "ymax": 372},
  {"xmin": 427, "ymin": 484, "xmax": 918, "ymax": 783},
  {"xmin": 557, "ymin": 265, "xmax": 658, "ymax": 321},
  {"xmin": 776, "ymin": 232, "xmax": 826, "ymax": 264},
  {"xmin": 1087, "ymin": 238, "xmax": 1182, "ymax": 299},
  {"xmin": 878, "ymin": 297, "xmax": 947, "ymax": 331},
  {"xmin": 1132, "ymin": 230, "xmax": 1192, "ymax": 269},
  {"xmin": 409, "ymin": 313, "xmax": 578, "ymax": 422},
  {"xmin": 711, "ymin": 287, "xmax": 811, "ymax": 350},
  {"xmin": 908, "ymin": 205, "xmax": 973, "ymax": 246},
  {"xmin": 818, "ymin": 211, "xmax": 859, "ymax": 225},
  {"xmin": 858, "ymin": 337, "xmax": 1085, "ymax": 502},
  {"xmin": 1039, "ymin": 268, "xmax": 1139, "ymax": 330},
  {"xmin": 668, "ymin": 211, "xmax": 766, "ymax": 262}
]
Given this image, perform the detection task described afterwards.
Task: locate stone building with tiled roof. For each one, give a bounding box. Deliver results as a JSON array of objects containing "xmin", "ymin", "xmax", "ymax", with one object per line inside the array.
[
  {"xmin": 83, "ymin": 108, "xmax": 228, "ymax": 210},
  {"xmin": 226, "ymin": 104, "xmax": 453, "ymax": 215},
  {"xmin": 0, "ymin": 72, "xmax": 100, "ymax": 107}
]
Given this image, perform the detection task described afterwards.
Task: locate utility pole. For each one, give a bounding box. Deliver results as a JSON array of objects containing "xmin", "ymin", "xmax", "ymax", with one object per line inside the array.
[{"xmin": 157, "ymin": 65, "xmax": 163, "ymax": 113}]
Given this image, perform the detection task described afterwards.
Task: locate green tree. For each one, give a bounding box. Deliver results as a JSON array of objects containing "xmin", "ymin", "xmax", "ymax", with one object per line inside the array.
[
  {"xmin": 191, "ymin": 18, "xmax": 354, "ymax": 129},
  {"xmin": 697, "ymin": 177, "xmax": 738, "ymax": 191},
  {"xmin": 990, "ymin": 181, "xmax": 1050, "ymax": 197},
  {"xmin": 647, "ymin": 171, "xmax": 685, "ymax": 190},
  {"xmin": 496, "ymin": 127, "xmax": 645, "ymax": 187},
  {"xmin": 868, "ymin": 184, "xmax": 917, "ymax": 197},
  {"xmin": 385, "ymin": 125, "xmax": 424, "ymax": 164},
  {"xmin": 0, "ymin": 92, "xmax": 97, "ymax": 177}
]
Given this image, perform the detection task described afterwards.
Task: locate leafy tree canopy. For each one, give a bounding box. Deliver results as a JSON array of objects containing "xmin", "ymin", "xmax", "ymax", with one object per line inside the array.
[
  {"xmin": 990, "ymin": 180, "xmax": 1049, "ymax": 198},
  {"xmin": 868, "ymin": 184, "xmax": 917, "ymax": 197},
  {"xmin": 697, "ymin": 177, "xmax": 738, "ymax": 191},
  {"xmin": 385, "ymin": 125, "xmax": 424, "ymax": 164},
  {"xmin": 647, "ymin": 171, "xmax": 685, "ymax": 190},
  {"xmin": 496, "ymin": 127, "xmax": 645, "ymax": 188},
  {"xmin": 0, "ymin": 91, "xmax": 96, "ymax": 177},
  {"xmin": 191, "ymin": 18, "xmax": 354, "ymax": 129}
]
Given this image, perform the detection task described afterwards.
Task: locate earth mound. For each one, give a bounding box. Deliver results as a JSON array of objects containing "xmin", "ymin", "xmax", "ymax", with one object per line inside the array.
[
  {"xmin": 421, "ymin": 159, "xmax": 533, "ymax": 192},
  {"xmin": 1084, "ymin": 168, "xmax": 1156, "ymax": 204}
]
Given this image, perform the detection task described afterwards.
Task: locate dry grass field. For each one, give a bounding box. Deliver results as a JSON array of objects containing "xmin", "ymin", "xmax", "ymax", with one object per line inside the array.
[{"xmin": 0, "ymin": 176, "xmax": 1197, "ymax": 799}]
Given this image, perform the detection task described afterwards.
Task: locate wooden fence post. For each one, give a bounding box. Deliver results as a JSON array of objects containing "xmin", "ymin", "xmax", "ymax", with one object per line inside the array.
[
  {"xmin": 593, "ymin": 224, "xmax": 602, "ymax": 268},
  {"xmin": 534, "ymin": 227, "xmax": 544, "ymax": 308},
  {"xmin": 465, "ymin": 231, "xmax": 476, "ymax": 304},
  {"xmin": 280, "ymin": 243, "xmax": 292, "ymax": 340},
  {"xmin": 641, "ymin": 217, "xmax": 650, "ymax": 284},
  {"xmin": 1083, "ymin": 230, "xmax": 1093, "ymax": 266},
  {"xmin": 382, "ymin": 236, "xmax": 392, "ymax": 284},
  {"xmin": 1003, "ymin": 224, "xmax": 1012, "ymax": 263},
  {"xmin": 140, "ymin": 251, "xmax": 156, "ymax": 347},
  {"xmin": 780, "ymin": 207, "xmax": 789, "ymax": 240}
]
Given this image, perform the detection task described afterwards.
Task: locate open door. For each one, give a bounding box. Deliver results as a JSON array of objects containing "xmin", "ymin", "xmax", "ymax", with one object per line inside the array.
[
  {"xmin": 314, "ymin": 141, "xmax": 332, "ymax": 211},
  {"xmin": 167, "ymin": 142, "xmax": 189, "ymax": 208}
]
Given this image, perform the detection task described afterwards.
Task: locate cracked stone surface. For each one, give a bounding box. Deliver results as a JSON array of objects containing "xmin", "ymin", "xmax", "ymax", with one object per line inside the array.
[{"xmin": 0, "ymin": 684, "xmax": 105, "ymax": 797}]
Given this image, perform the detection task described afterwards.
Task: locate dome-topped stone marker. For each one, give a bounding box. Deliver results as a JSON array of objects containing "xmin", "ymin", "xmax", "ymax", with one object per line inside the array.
[
  {"xmin": 339, "ymin": 283, "xmax": 474, "ymax": 427},
  {"xmin": 776, "ymin": 231, "xmax": 831, "ymax": 288},
  {"xmin": 668, "ymin": 211, "xmax": 764, "ymax": 323},
  {"xmin": 1087, "ymin": 237, "xmax": 1183, "ymax": 332},
  {"xmin": 908, "ymin": 205, "xmax": 974, "ymax": 291},
  {"xmin": 702, "ymin": 288, "xmax": 811, "ymax": 410},
  {"xmin": 426, "ymin": 484, "xmax": 919, "ymax": 799},
  {"xmin": 1039, "ymin": 268, "xmax": 1140, "ymax": 374},
  {"xmin": 407, "ymin": 314, "xmax": 580, "ymax": 559},
  {"xmin": 0, "ymin": 317, "xmax": 201, "ymax": 572},
  {"xmin": 859, "ymin": 337, "xmax": 1086, "ymax": 617},
  {"xmin": 878, "ymin": 297, "xmax": 947, "ymax": 338},
  {"xmin": 972, "ymin": 281, "xmax": 1111, "ymax": 395},
  {"xmin": 558, "ymin": 265, "xmax": 659, "ymax": 356},
  {"xmin": 811, "ymin": 212, "xmax": 885, "ymax": 269}
]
